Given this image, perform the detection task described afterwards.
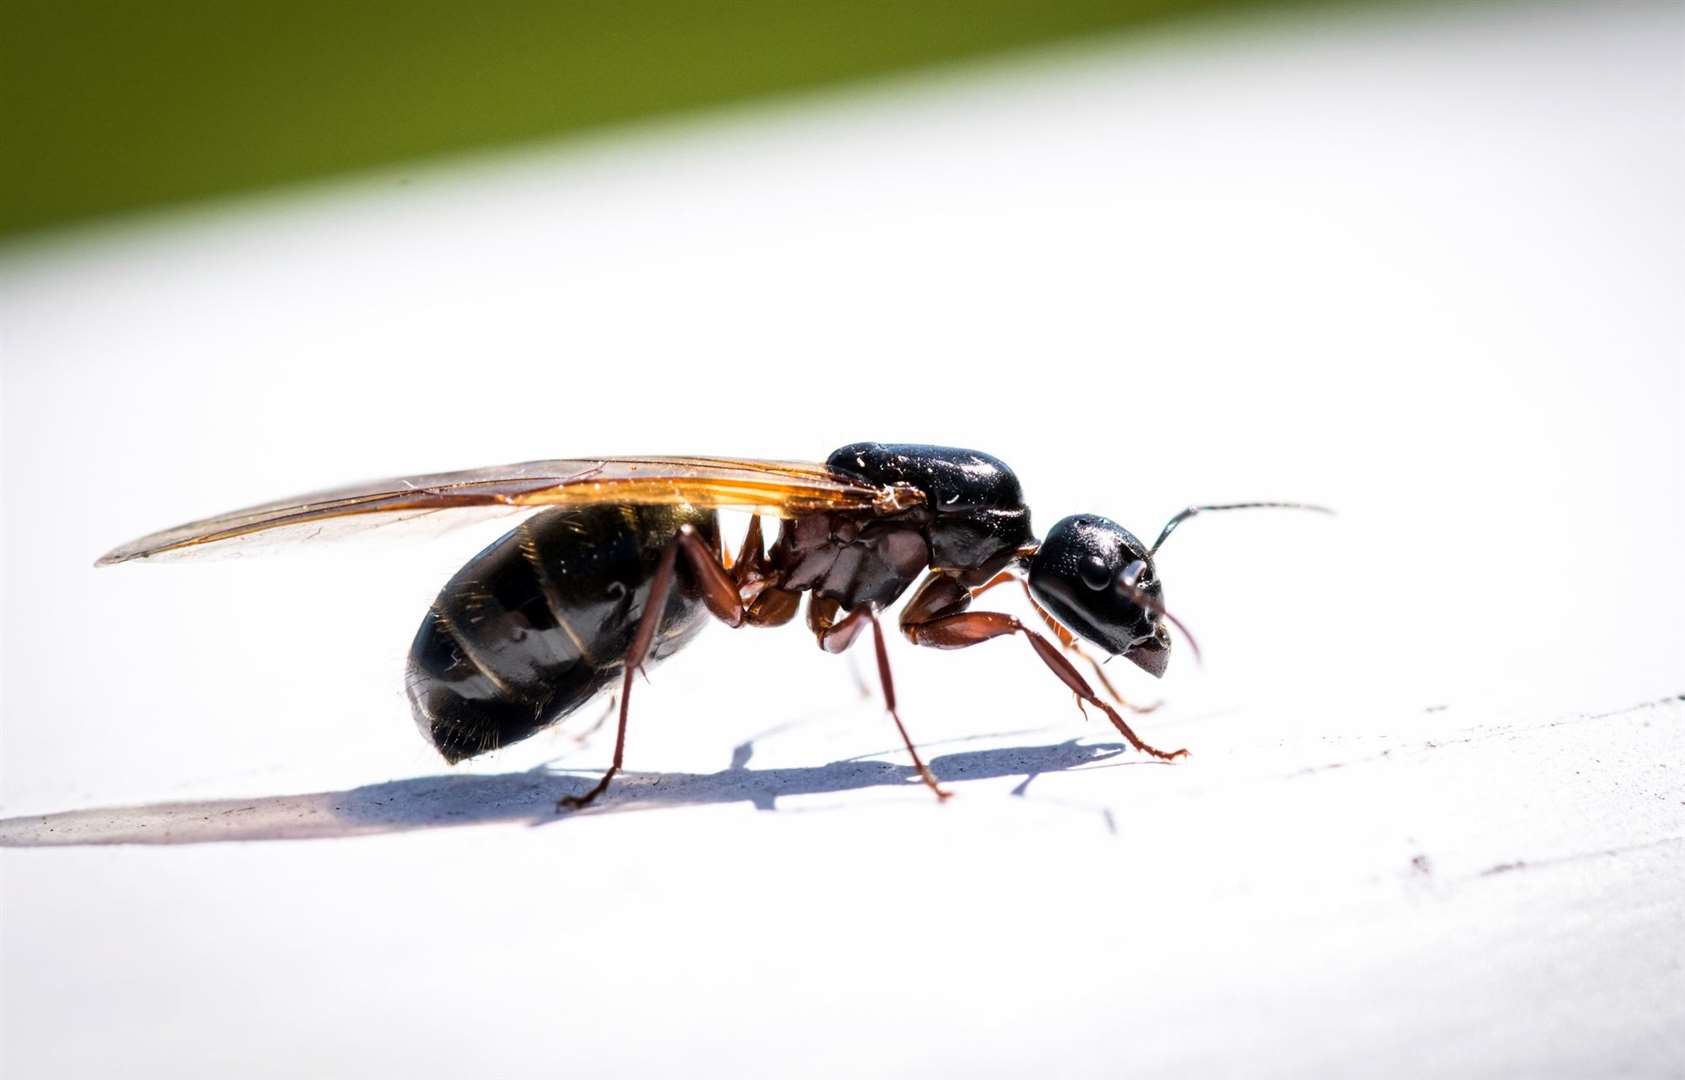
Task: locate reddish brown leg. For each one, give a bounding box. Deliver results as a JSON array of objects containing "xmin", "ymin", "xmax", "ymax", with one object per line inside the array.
[
  {"xmin": 674, "ymin": 525, "xmax": 745, "ymax": 629},
  {"xmin": 732, "ymin": 514, "xmax": 801, "ymax": 627},
  {"xmin": 808, "ymin": 595, "xmax": 870, "ymax": 653},
  {"xmin": 905, "ymin": 570, "xmax": 1155, "ymax": 715},
  {"xmin": 725, "ymin": 515, "xmax": 761, "ymax": 579},
  {"xmin": 558, "ymin": 525, "xmax": 744, "ymax": 811},
  {"xmin": 745, "ymin": 589, "xmax": 799, "ymax": 627},
  {"xmin": 967, "ymin": 570, "xmax": 1017, "ymax": 598},
  {"xmin": 1013, "ymin": 581, "xmax": 1158, "ymax": 715},
  {"xmin": 903, "ymin": 606, "xmax": 1188, "ymax": 762},
  {"xmin": 810, "ymin": 596, "xmax": 950, "ymax": 800},
  {"xmin": 863, "ymin": 607, "xmax": 952, "ymax": 800}
]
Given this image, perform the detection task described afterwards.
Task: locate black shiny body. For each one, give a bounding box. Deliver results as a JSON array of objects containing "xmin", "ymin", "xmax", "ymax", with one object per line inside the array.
[
  {"xmin": 407, "ymin": 503, "xmax": 718, "ymax": 763},
  {"xmin": 770, "ymin": 443, "xmax": 1034, "ymax": 611}
]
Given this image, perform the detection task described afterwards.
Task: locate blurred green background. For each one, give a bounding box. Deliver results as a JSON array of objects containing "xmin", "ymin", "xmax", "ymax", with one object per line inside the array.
[{"xmin": 5, "ymin": 0, "xmax": 1400, "ymax": 241}]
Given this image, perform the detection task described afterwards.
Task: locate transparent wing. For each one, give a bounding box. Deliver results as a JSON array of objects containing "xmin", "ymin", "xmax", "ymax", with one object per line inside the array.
[{"xmin": 97, "ymin": 456, "xmax": 922, "ymax": 566}]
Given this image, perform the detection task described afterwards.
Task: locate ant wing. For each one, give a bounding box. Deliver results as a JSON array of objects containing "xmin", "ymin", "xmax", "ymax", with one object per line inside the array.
[{"xmin": 96, "ymin": 456, "xmax": 923, "ymax": 566}]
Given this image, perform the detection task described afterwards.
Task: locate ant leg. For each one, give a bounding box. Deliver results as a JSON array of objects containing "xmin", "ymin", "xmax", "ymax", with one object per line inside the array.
[
  {"xmin": 674, "ymin": 524, "xmax": 745, "ymax": 629},
  {"xmin": 810, "ymin": 596, "xmax": 950, "ymax": 800},
  {"xmin": 862, "ymin": 606, "xmax": 951, "ymax": 800},
  {"xmin": 724, "ymin": 514, "xmax": 761, "ymax": 579},
  {"xmin": 966, "ymin": 570, "xmax": 1017, "ymax": 598},
  {"xmin": 1014, "ymin": 581, "xmax": 1159, "ymax": 715},
  {"xmin": 731, "ymin": 514, "xmax": 802, "ymax": 627},
  {"xmin": 807, "ymin": 595, "xmax": 865, "ymax": 652},
  {"xmin": 559, "ymin": 525, "xmax": 743, "ymax": 811},
  {"xmin": 903, "ymin": 571, "xmax": 1157, "ymax": 716},
  {"xmin": 904, "ymin": 607, "xmax": 1188, "ymax": 762}
]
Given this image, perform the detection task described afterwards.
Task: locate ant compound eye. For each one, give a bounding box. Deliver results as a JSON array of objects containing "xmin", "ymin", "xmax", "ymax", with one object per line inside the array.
[{"xmin": 1078, "ymin": 555, "xmax": 1112, "ymax": 590}]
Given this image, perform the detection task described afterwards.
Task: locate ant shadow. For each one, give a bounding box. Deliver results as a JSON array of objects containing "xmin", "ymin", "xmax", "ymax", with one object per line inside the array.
[{"xmin": 0, "ymin": 735, "xmax": 1157, "ymax": 848}]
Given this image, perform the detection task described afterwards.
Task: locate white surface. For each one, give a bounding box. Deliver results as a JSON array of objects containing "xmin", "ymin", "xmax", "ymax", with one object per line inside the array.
[{"xmin": 3, "ymin": 1, "xmax": 1682, "ymax": 1076}]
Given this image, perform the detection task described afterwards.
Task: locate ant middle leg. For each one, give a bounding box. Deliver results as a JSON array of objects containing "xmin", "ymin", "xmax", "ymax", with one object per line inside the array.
[{"xmin": 809, "ymin": 596, "xmax": 950, "ymax": 800}]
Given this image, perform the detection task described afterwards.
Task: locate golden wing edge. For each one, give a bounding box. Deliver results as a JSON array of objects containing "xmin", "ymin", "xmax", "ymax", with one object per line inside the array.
[{"xmin": 96, "ymin": 456, "xmax": 924, "ymax": 566}]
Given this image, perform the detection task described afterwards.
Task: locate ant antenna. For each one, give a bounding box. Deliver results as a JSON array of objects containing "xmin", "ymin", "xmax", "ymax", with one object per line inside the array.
[{"xmin": 1149, "ymin": 502, "xmax": 1333, "ymax": 556}]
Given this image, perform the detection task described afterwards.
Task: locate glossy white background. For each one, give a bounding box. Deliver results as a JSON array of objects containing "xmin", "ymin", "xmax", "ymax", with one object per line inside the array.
[{"xmin": 3, "ymin": 1, "xmax": 1681, "ymax": 1075}]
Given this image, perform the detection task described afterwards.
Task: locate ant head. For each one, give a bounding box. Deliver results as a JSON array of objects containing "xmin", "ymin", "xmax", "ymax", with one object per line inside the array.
[{"xmin": 1025, "ymin": 514, "xmax": 1172, "ymax": 678}]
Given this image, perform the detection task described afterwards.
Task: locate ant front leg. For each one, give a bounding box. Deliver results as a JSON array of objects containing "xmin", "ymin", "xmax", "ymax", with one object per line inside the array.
[
  {"xmin": 559, "ymin": 524, "xmax": 746, "ymax": 811},
  {"xmin": 956, "ymin": 572, "xmax": 1157, "ymax": 715},
  {"xmin": 809, "ymin": 596, "xmax": 950, "ymax": 800},
  {"xmin": 899, "ymin": 572, "xmax": 1187, "ymax": 762}
]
